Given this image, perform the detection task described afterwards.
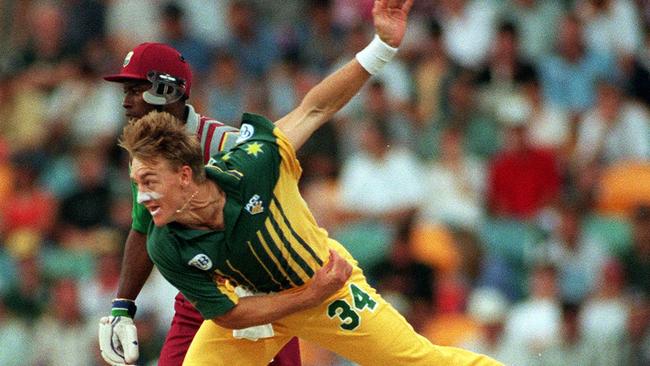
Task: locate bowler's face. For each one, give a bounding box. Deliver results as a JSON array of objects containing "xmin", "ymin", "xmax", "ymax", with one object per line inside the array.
[
  {"xmin": 130, "ymin": 157, "xmax": 185, "ymax": 227},
  {"xmin": 122, "ymin": 81, "xmax": 156, "ymax": 119}
]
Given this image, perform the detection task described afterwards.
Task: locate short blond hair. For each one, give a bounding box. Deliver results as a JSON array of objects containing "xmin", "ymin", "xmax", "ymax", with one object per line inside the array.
[{"xmin": 119, "ymin": 111, "xmax": 205, "ymax": 182}]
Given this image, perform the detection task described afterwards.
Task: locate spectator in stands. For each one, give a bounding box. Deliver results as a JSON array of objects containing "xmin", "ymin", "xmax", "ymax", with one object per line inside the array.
[
  {"xmin": 368, "ymin": 214, "xmax": 436, "ymax": 326},
  {"xmin": 3, "ymin": 230, "xmax": 48, "ymax": 321},
  {"xmin": 266, "ymin": 50, "xmax": 320, "ymax": 121},
  {"xmin": 10, "ymin": 1, "xmax": 75, "ymax": 82},
  {"xmin": 225, "ymin": 0, "xmax": 280, "ymax": 78},
  {"xmin": 519, "ymin": 75, "xmax": 571, "ymax": 152},
  {"xmin": 437, "ymin": 0, "xmax": 500, "ymax": 69},
  {"xmin": 338, "ymin": 118, "xmax": 424, "ymax": 224},
  {"xmin": 0, "ymin": 72, "xmax": 50, "ymax": 152},
  {"xmin": 538, "ymin": 302, "xmax": 594, "ymax": 365},
  {"xmin": 572, "ymin": 80, "xmax": 650, "ymax": 207},
  {"xmin": 105, "ymin": 1, "xmax": 160, "ymax": 48},
  {"xmin": 624, "ymin": 294, "xmax": 650, "ymax": 365},
  {"xmin": 579, "ymin": 259, "xmax": 631, "ymax": 365},
  {"xmin": 538, "ymin": 13, "xmax": 615, "ymax": 115},
  {"xmin": 2, "ymin": 151, "xmax": 57, "ymax": 236},
  {"xmin": 417, "ymin": 69, "xmax": 501, "ymax": 161},
  {"xmin": 56, "ymin": 145, "xmax": 114, "ymax": 249},
  {"xmin": 413, "ymin": 20, "xmax": 454, "ymax": 127},
  {"xmin": 620, "ymin": 204, "xmax": 650, "ymax": 296},
  {"xmin": 78, "ymin": 235, "xmax": 123, "ymax": 320},
  {"xmin": 475, "ymin": 20, "xmax": 538, "ymax": 118},
  {"xmin": 201, "ymin": 51, "xmax": 256, "ymax": 126},
  {"xmin": 418, "ymin": 127, "xmax": 486, "ymax": 231},
  {"xmin": 44, "ymin": 46, "xmax": 123, "ymax": 151},
  {"xmin": 0, "ymin": 137, "xmax": 13, "ymax": 211},
  {"xmin": 574, "ymin": 79, "xmax": 650, "ymax": 168},
  {"xmin": 503, "ymin": 0, "xmax": 565, "ymax": 62},
  {"xmin": 575, "ymin": 0, "xmax": 643, "ymax": 69},
  {"xmin": 159, "ymin": 2, "xmax": 212, "ymax": 75},
  {"xmin": 626, "ymin": 26, "xmax": 650, "ymax": 108},
  {"xmin": 284, "ymin": 0, "xmax": 346, "ymax": 74},
  {"xmin": 33, "ymin": 278, "xmax": 97, "ymax": 366},
  {"xmin": 0, "ymin": 296, "xmax": 33, "ymax": 366},
  {"xmin": 60, "ymin": 0, "xmax": 106, "ymax": 55},
  {"xmin": 486, "ymin": 94, "xmax": 561, "ymax": 219},
  {"xmin": 539, "ymin": 203, "xmax": 609, "ymax": 304},
  {"xmin": 461, "ymin": 287, "xmax": 512, "ymax": 363},
  {"xmin": 501, "ymin": 263, "xmax": 562, "ymax": 365}
]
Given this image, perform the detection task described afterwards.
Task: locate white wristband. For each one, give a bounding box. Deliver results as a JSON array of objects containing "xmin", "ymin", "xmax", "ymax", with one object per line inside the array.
[{"xmin": 355, "ymin": 35, "xmax": 398, "ymax": 75}]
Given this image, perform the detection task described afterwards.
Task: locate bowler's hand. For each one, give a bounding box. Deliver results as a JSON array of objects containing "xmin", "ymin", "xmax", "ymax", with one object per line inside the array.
[
  {"xmin": 373, "ymin": 0, "xmax": 414, "ymax": 48},
  {"xmin": 305, "ymin": 250, "xmax": 353, "ymax": 305}
]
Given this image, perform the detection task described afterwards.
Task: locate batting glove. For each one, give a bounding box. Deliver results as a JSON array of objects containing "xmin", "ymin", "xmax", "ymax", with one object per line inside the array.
[{"xmin": 98, "ymin": 299, "xmax": 139, "ymax": 366}]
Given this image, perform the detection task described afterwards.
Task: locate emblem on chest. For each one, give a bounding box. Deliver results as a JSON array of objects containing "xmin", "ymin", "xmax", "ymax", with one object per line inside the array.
[
  {"xmin": 245, "ymin": 194, "xmax": 264, "ymax": 215},
  {"xmin": 188, "ymin": 253, "xmax": 213, "ymax": 271}
]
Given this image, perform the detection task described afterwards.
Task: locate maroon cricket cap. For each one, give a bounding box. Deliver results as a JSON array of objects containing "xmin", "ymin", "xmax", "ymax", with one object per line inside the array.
[{"xmin": 104, "ymin": 42, "xmax": 193, "ymax": 97}]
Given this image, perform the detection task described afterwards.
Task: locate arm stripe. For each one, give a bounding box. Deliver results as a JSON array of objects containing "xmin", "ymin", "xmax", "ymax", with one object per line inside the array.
[
  {"xmin": 197, "ymin": 118, "xmax": 207, "ymax": 138},
  {"xmin": 217, "ymin": 130, "xmax": 228, "ymax": 151},
  {"xmin": 203, "ymin": 123, "xmax": 218, "ymax": 164}
]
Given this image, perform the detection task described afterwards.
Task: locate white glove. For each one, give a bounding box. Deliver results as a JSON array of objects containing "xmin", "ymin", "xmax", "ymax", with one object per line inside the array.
[{"xmin": 98, "ymin": 316, "xmax": 139, "ymax": 366}]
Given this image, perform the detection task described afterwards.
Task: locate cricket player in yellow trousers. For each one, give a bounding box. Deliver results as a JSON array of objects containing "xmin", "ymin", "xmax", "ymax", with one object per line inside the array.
[{"xmin": 119, "ymin": 0, "xmax": 504, "ymax": 364}]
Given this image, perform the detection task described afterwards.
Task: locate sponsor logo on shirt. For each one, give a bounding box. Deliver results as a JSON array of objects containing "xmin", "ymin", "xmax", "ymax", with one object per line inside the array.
[
  {"xmin": 236, "ymin": 123, "xmax": 255, "ymax": 144},
  {"xmin": 188, "ymin": 253, "xmax": 213, "ymax": 271},
  {"xmin": 245, "ymin": 194, "xmax": 264, "ymax": 215}
]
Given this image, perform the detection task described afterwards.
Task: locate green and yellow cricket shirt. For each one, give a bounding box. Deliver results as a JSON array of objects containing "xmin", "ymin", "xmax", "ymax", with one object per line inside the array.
[{"xmin": 147, "ymin": 113, "xmax": 332, "ymax": 320}]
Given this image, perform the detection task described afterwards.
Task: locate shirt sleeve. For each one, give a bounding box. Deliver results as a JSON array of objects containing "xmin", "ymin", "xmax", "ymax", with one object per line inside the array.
[
  {"xmin": 149, "ymin": 232, "xmax": 238, "ymax": 319},
  {"xmin": 157, "ymin": 263, "xmax": 238, "ymax": 319}
]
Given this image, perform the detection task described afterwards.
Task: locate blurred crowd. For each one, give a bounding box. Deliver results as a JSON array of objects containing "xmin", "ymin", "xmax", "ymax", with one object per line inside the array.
[{"xmin": 0, "ymin": 0, "xmax": 649, "ymax": 365}]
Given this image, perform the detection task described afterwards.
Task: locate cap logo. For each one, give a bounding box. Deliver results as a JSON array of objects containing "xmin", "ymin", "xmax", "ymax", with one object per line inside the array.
[{"xmin": 123, "ymin": 51, "xmax": 134, "ymax": 67}]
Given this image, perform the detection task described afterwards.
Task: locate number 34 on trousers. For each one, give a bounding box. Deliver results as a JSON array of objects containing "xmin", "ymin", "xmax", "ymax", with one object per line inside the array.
[{"xmin": 327, "ymin": 283, "xmax": 377, "ymax": 331}]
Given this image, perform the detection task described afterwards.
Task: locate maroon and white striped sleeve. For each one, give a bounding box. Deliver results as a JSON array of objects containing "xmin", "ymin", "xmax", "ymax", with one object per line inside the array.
[{"xmin": 195, "ymin": 116, "xmax": 240, "ymax": 164}]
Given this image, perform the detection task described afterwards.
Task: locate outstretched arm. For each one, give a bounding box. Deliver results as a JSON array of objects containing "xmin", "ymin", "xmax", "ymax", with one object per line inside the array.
[{"xmin": 275, "ymin": 0, "xmax": 413, "ymax": 150}]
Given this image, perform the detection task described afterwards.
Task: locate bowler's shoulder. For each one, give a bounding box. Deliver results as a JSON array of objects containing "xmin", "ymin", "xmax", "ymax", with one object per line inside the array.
[{"xmin": 234, "ymin": 113, "xmax": 277, "ymax": 144}]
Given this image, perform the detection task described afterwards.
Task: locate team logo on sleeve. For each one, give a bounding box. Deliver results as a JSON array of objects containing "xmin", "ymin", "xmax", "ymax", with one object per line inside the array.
[
  {"xmin": 236, "ymin": 124, "xmax": 255, "ymax": 144},
  {"xmin": 188, "ymin": 254, "xmax": 213, "ymax": 271},
  {"xmin": 245, "ymin": 195, "xmax": 264, "ymax": 215}
]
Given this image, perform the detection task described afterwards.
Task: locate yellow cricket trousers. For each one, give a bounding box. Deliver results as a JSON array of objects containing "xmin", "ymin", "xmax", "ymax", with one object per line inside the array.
[{"xmin": 184, "ymin": 246, "xmax": 503, "ymax": 365}]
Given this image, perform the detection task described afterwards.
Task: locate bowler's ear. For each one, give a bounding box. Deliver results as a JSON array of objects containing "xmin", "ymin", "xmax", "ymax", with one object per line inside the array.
[{"xmin": 180, "ymin": 165, "xmax": 194, "ymax": 186}]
